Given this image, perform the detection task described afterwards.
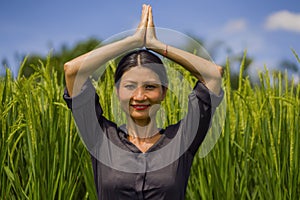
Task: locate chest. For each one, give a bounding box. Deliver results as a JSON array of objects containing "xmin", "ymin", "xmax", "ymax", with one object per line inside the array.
[
  {"xmin": 95, "ymin": 153, "xmax": 192, "ymax": 198},
  {"xmin": 128, "ymin": 134, "xmax": 162, "ymax": 153}
]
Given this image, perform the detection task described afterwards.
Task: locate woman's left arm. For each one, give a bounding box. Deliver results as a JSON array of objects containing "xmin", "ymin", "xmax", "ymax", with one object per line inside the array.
[{"xmin": 145, "ymin": 6, "xmax": 222, "ymax": 95}]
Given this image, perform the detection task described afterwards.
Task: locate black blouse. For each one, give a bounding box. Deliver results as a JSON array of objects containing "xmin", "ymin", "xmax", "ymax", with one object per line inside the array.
[{"xmin": 63, "ymin": 79, "xmax": 224, "ymax": 200}]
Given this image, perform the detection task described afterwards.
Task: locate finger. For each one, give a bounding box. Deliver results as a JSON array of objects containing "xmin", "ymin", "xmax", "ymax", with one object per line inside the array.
[
  {"xmin": 147, "ymin": 6, "xmax": 154, "ymax": 27},
  {"xmin": 138, "ymin": 4, "xmax": 149, "ymax": 28}
]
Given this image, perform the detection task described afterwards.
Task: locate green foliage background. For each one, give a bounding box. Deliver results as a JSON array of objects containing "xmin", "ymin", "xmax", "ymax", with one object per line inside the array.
[{"xmin": 0, "ymin": 49, "xmax": 299, "ymax": 199}]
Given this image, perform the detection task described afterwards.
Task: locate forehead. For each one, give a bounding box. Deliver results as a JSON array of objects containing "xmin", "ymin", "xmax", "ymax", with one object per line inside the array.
[{"xmin": 120, "ymin": 66, "xmax": 160, "ymax": 83}]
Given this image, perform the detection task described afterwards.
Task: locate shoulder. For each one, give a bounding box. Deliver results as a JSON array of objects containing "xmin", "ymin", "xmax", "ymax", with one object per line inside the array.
[
  {"xmin": 63, "ymin": 78, "xmax": 97, "ymax": 110},
  {"xmin": 192, "ymin": 81, "xmax": 224, "ymax": 108}
]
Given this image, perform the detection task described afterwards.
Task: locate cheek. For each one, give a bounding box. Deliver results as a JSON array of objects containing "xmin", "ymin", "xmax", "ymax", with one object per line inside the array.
[
  {"xmin": 117, "ymin": 90, "xmax": 132, "ymax": 110},
  {"xmin": 117, "ymin": 87, "xmax": 132, "ymax": 100},
  {"xmin": 151, "ymin": 90, "xmax": 165, "ymax": 102}
]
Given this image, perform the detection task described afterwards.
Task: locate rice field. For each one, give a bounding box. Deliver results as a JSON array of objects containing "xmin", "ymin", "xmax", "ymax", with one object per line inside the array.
[{"xmin": 0, "ymin": 54, "xmax": 299, "ymax": 199}]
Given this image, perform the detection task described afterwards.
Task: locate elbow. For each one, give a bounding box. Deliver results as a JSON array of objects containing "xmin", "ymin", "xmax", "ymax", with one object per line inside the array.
[
  {"xmin": 64, "ymin": 62, "xmax": 76, "ymax": 78},
  {"xmin": 212, "ymin": 65, "xmax": 223, "ymax": 82},
  {"xmin": 208, "ymin": 65, "xmax": 223, "ymax": 95},
  {"xmin": 214, "ymin": 66, "xmax": 223, "ymax": 82},
  {"xmin": 64, "ymin": 62, "xmax": 71, "ymax": 75},
  {"xmin": 218, "ymin": 66, "xmax": 224, "ymax": 78}
]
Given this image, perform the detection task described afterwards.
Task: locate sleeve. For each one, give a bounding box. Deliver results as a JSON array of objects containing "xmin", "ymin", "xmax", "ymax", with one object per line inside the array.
[
  {"xmin": 183, "ymin": 81, "xmax": 224, "ymax": 156},
  {"xmin": 63, "ymin": 79, "xmax": 105, "ymax": 150}
]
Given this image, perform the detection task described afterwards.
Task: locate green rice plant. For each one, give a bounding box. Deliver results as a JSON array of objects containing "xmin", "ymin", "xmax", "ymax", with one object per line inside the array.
[
  {"xmin": 186, "ymin": 52, "xmax": 299, "ymax": 200},
  {"xmin": 1, "ymin": 57, "xmax": 96, "ymax": 199},
  {"xmin": 0, "ymin": 51, "xmax": 299, "ymax": 199}
]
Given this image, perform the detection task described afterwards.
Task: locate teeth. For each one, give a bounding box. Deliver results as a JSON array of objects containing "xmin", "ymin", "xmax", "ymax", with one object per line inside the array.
[{"xmin": 132, "ymin": 105, "xmax": 148, "ymax": 109}]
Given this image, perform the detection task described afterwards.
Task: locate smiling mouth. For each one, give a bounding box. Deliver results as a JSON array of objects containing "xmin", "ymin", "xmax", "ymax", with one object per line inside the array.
[{"xmin": 131, "ymin": 104, "xmax": 150, "ymax": 111}]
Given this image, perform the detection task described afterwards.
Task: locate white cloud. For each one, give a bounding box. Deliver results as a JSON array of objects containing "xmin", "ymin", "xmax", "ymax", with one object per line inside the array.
[
  {"xmin": 222, "ymin": 19, "xmax": 247, "ymax": 34},
  {"xmin": 265, "ymin": 10, "xmax": 300, "ymax": 33}
]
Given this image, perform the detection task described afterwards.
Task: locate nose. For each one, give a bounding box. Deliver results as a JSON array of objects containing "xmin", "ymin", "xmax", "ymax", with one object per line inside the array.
[{"xmin": 132, "ymin": 87, "xmax": 146, "ymax": 101}]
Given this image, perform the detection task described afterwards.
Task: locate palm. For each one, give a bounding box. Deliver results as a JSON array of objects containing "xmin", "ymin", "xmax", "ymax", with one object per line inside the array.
[
  {"xmin": 145, "ymin": 6, "xmax": 158, "ymax": 48},
  {"xmin": 133, "ymin": 5, "xmax": 158, "ymax": 48},
  {"xmin": 133, "ymin": 4, "xmax": 149, "ymax": 47}
]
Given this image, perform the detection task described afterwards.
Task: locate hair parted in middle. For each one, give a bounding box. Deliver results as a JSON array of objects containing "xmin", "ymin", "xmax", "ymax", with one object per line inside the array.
[{"xmin": 114, "ymin": 49, "xmax": 168, "ymax": 89}]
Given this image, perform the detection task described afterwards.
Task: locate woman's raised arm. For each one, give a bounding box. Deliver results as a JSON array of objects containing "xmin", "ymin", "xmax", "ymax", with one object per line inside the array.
[
  {"xmin": 64, "ymin": 5, "xmax": 150, "ymax": 97},
  {"xmin": 145, "ymin": 6, "xmax": 222, "ymax": 95}
]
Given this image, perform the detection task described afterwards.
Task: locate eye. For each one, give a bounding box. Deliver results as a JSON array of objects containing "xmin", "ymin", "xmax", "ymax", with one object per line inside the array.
[
  {"xmin": 124, "ymin": 84, "xmax": 136, "ymax": 90},
  {"xmin": 145, "ymin": 84, "xmax": 157, "ymax": 90}
]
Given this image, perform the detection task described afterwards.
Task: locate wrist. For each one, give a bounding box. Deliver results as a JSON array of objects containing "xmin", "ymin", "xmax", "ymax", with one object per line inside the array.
[
  {"xmin": 146, "ymin": 40, "xmax": 164, "ymax": 51},
  {"xmin": 147, "ymin": 40, "xmax": 167, "ymax": 56},
  {"xmin": 126, "ymin": 35, "xmax": 144, "ymax": 49}
]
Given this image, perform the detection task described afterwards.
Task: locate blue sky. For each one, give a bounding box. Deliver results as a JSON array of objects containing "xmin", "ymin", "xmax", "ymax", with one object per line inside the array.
[{"xmin": 1, "ymin": 0, "xmax": 300, "ymax": 80}]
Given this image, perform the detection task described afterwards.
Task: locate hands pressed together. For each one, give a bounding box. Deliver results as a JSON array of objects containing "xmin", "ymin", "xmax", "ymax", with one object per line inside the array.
[
  {"xmin": 133, "ymin": 4, "xmax": 159, "ymax": 49},
  {"xmin": 64, "ymin": 4, "xmax": 223, "ymax": 97}
]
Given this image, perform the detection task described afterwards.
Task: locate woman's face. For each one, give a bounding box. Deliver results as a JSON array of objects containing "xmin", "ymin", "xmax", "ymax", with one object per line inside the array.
[{"xmin": 117, "ymin": 66, "xmax": 166, "ymax": 126}]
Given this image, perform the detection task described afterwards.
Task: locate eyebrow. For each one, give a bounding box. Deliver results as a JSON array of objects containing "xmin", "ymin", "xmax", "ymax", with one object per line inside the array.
[{"xmin": 121, "ymin": 80, "xmax": 161, "ymax": 85}]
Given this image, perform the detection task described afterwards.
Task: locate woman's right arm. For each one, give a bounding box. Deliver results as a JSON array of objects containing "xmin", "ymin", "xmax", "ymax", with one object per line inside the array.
[{"xmin": 64, "ymin": 4, "xmax": 150, "ymax": 97}]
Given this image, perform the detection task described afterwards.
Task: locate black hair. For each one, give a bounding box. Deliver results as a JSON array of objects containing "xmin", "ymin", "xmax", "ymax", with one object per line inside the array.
[{"xmin": 114, "ymin": 49, "xmax": 168, "ymax": 89}]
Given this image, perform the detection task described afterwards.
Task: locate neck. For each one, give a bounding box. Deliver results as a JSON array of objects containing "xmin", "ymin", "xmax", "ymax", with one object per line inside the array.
[{"xmin": 126, "ymin": 117, "xmax": 159, "ymax": 139}]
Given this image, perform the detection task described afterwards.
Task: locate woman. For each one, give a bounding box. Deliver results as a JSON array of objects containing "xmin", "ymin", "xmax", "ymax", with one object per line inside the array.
[{"xmin": 63, "ymin": 4, "xmax": 223, "ymax": 200}]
